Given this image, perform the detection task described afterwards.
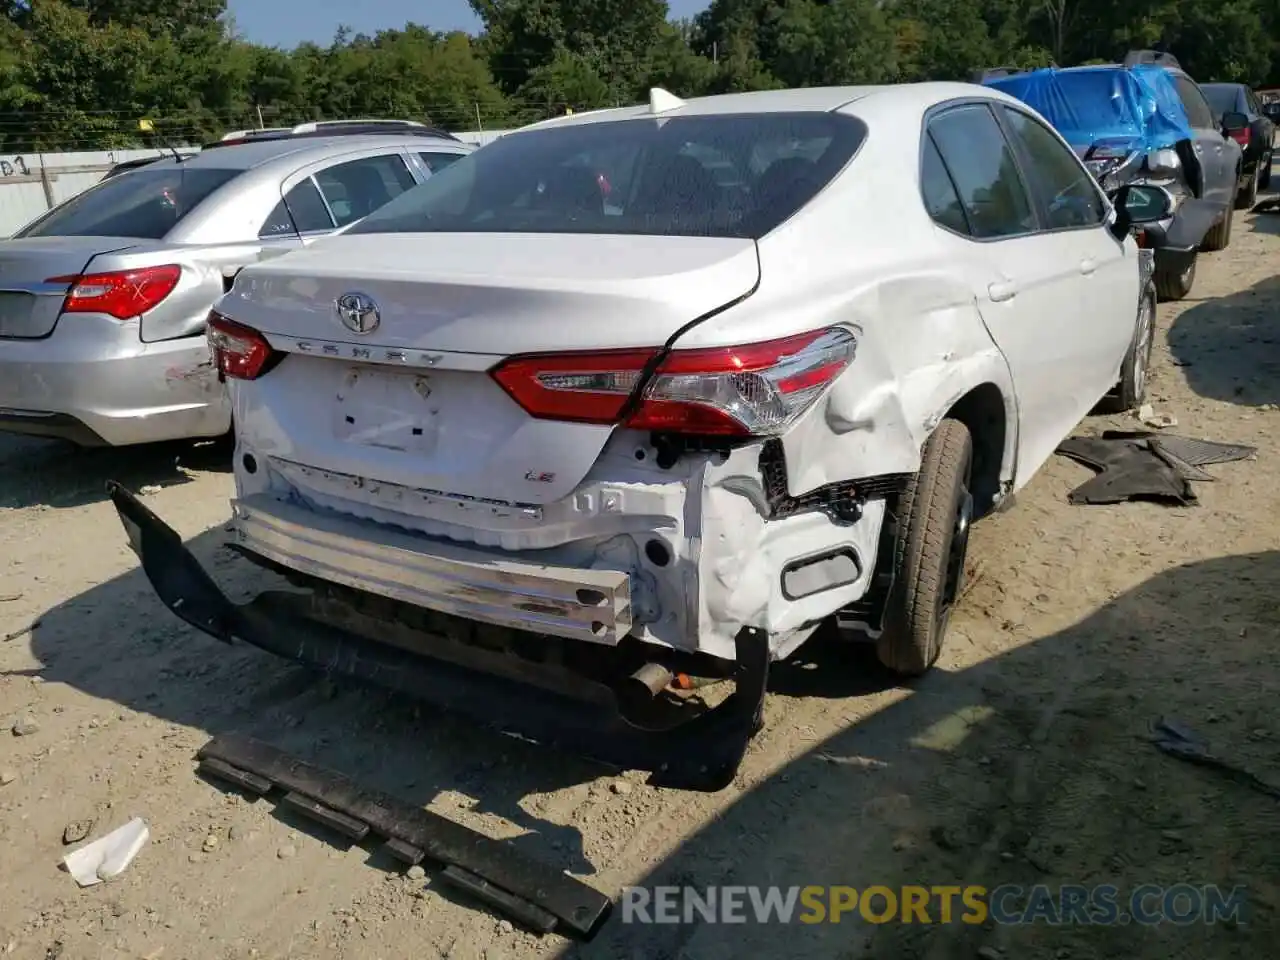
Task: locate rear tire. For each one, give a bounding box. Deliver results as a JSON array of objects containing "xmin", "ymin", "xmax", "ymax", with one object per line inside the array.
[
  {"xmin": 1155, "ymin": 253, "xmax": 1196, "ymax": 301},
  {"xmin": 1202, "ymin": 197, "xmax": 1234, "ymax": 251},
  {"xmin": 876, "ymin": 419, "xmax": 974, "ymax": 677},
  {"xmin": 1100, "ymin": 280, "xmax": 1156, "ymax": 413},
  {"xmin": 1237, "ymin": 164, "xmax": 1260, "ymax": 209}
]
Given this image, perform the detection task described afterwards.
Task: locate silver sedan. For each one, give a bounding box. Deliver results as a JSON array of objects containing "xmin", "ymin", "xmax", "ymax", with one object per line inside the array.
[{"xmin": 0, "ymin": 132, "xmax": 470, "ymax": 446}]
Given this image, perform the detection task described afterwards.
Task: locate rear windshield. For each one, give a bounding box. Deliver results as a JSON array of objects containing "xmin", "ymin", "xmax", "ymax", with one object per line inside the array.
[
  {"xmin": 347, "ymin": 113, "xmax": 866, "ymax": 240},
  {"xmin": 1047, "ymin": 71, "xmax": 1143, "ymax": 127},
  {"xmin": 16, "ymin": 166, "xmax": 240, "ymax": 239},
  {"xmin": 1201, "ymin": 85, "xmax": 1243, "ymax": 116}
]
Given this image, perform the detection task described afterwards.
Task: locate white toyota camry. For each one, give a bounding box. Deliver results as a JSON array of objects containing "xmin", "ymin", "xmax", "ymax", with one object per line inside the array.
[{"xmin": 110, "ymin": 82, "xmax": 1169, "ymax": 791}]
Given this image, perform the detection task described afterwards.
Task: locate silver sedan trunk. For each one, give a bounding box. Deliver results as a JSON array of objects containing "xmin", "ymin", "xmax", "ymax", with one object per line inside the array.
[{"xmin": 0, "ymin": 133, "xmax": 470, "ymax": 447}]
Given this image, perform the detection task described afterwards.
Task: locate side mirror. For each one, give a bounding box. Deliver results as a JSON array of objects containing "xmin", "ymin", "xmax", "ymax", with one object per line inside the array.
[
  {"xmin": 1222, "ymin": 111, "xmax": 1249, "ymax": 136},
  {"xmin": 1108, "ymin": 183, "xmax": 1175, "ymax": 240}
]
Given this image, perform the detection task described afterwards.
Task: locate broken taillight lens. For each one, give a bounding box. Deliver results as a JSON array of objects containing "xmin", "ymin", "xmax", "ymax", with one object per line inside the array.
[
  {"xmin": 207, "ymin": 310, "xmax": 278, "ymax": 380},
  {"xmin": 1230, "ymin": 127, "xmax": 1251, "ymax": 148},
  {"xmin": 47, "ymin": 264, "xmax": 182, "ymax": 320},
  {"xmin": 490, "ymin": 327, "xmax": 858, "ymax": 437}
]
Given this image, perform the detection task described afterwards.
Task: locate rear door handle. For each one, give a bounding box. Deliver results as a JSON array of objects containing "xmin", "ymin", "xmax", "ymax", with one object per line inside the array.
[
  {"xmin": 1080, "ymin": 258, "xmax": 1097, "ymax": 275},
  {"xmin": 987, "ymin": 280, "xmax": 1018, "ymax": 302}
]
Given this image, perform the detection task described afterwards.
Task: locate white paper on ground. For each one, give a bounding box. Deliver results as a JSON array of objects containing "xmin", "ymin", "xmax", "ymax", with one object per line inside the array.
[{"xmin": 62, "ymin": 817, "xmax": 150, "ymax": 886}]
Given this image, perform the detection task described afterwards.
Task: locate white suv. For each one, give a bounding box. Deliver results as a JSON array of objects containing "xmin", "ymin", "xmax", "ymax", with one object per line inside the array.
[{"xmin": 110, "ymin": 84, "xmax": 1167, "ymax": 791}]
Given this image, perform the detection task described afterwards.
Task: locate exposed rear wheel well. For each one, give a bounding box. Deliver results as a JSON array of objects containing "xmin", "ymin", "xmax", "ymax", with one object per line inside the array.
[{"xmin": 942, "ymin": 384, "xmax": 1007, "ymax": 517}]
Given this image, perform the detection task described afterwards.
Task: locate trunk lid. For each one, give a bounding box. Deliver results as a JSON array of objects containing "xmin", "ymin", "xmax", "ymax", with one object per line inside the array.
[
  {"xmin": 229, "ymin": 233, "xmax": 758, "ymax": 510},
  {"xmin": 0, "ymin": 236, "xmax": 146, "ymax": 338},
  {"xmin": 227, "ymin": 232, "xmax": 759, "ymax": 353}
]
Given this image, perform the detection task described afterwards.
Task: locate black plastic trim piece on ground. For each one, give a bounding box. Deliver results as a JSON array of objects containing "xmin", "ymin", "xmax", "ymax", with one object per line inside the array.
[
  {"xmin": 106, "ymin": 480, "xmax": 769, "ymax": 794},
  {"xmin": 197, "ymin": 734, "xmax": 611, "ymax": 938}
]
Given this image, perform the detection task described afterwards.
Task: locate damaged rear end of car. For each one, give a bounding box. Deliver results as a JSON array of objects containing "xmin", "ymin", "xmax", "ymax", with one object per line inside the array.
[{"xmin": 106, "ymin": 103, "xmax": 969, "ymax": 789}]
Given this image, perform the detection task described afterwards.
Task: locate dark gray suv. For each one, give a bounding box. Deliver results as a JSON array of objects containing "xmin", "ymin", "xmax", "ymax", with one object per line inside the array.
[{"xmin": 982, "ymin": 50, "xmax": 1246, "ymax": 301}]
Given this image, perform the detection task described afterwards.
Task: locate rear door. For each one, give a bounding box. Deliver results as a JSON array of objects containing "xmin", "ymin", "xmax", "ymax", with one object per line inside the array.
[
  {"xmin": 1174, "ymin": 74, "xmax": 1233, "ymax": 206},
  {"xmin": 415, "ymin": 150, "xmax": 469, "ymax": 175},
  {"xmin": 313, "ymin": 153, "xmax": 420, "ymax": 227},
  {"xmin": 994, "ymin": 102, "xmax": 1136, "ymax": 392},
  {"xmin": 264, "ymin": 148, "xmax": 425, "ymax": 248},
  {"xmin": 923, "ymin": 101, "xmax": 1112, "ymax": 481}
]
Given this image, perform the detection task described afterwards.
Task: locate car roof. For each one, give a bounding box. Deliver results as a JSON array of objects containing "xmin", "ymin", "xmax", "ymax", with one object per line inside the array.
[
  {"xmin": 1054, "ymin": 62, "xmax": 1175, "ymax": 74},
  {"xmin": 135, "ymin": 134, "xmax": 469, "ymax": 173},
  {"xmin": 1201, "ymin": 82, "xmax": 1247, "ymax": 91},
  {"xmin": 520, "ymin": 82, "xmax": 1014, "ymax": 131}
]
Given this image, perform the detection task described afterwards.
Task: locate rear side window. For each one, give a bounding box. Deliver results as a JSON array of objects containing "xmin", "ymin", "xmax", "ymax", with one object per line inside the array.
[
  {"xmin": 259, "ymin": 178, "xmax": 335, "ymax": 238},
  {"xmin": 17, "ymin": 167, "xmax": 239, "ymax": 239},
  {"xmin": 1174, "ymin": 77, "xmax": 1216, "ymax": 128},
  {"xmin": 314, "ymin": 154, "xmax": 418, "ymax": 227},
  {"xmin": 347, "ymin": 113, "xmax": 868, "ymax": 240},
  {"xmin": 927, "ymin": 105, "xmax": 1036, "ymax": 239},
  {"xmin": 1202, "ymin": 85, "xmax": 1241, "ymax": 117},
  {"xmin": 920, "ymin": 136, "xmax": 970, "ymax": 234},
  {"xmin": 998, "ymin": 106, "xmax": 1106, "ymax": 229},
  {"xmin": 420, "ymin": 152, "xmax": 465, "ymax": 173}
]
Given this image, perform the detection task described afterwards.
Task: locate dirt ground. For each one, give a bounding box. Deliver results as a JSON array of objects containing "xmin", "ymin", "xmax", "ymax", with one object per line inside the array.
[{"xmin": 4, "ymin": 189, "xmax": 1280, "ymax": 960}]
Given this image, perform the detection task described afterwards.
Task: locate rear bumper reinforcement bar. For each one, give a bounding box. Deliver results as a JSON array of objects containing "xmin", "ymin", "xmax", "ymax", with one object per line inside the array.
[
  {"xmin": 229, "ymin": 492, "xmax": 633, "ymax": 645},
  {"xmin": 107, "ymin": 481, "xmax": 769, "ymax": 794},
  {"xmin": 196, "ymin": 734, "xmax": 612, "ymax": 938}
]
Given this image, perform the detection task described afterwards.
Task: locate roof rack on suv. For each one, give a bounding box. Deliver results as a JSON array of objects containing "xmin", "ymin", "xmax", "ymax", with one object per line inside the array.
[
  {"xmin": 220, "ymin": 127, "xmax": 292, "ymax": 141},
  {"xmin": 203, "ymin": 120, "xmax": 459, "ymax": 150},
  {"xmin": 973, "ymin": 66, "xmax": 1026, "ymax": 83},
  {"xmin": 290, "ymin": 119, "xmax": 425, "ymax": 133},
  {"xmin": 1122, "ymin": 49, "xmax": 1181, "ymax": 69}
]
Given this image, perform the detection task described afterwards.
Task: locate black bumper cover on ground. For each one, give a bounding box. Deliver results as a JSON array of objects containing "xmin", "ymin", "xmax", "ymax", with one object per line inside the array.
[
  {"xmin": 197, "ymin": 733, "xmax": 613, "ymax": 938},
  {"xmin": 106, "ymin": 481, "xmax": 769, "ymax": 794}
]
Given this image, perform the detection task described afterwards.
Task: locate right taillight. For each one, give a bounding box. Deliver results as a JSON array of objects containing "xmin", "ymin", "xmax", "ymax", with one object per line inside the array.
[
  {"xmin": 490, "ymin": 327, "xmax": 858, "ymax": 438},
  {"xmin": 207, "ymin": 310, "xmax": 278, "ymax": 380},
  {"xmin": 47, "ymin": 264, "xmax": 181, "ymax": 320}
]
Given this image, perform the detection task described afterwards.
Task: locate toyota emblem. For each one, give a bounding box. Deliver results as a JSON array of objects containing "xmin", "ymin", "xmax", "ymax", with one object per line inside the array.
[{"xmin": 335, "ymin": 291, "xmax": 380, "ymax": 335}]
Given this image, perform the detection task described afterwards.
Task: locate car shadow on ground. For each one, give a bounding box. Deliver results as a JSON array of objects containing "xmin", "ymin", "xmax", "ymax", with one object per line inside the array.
[
  {"xmin": 1247, "ymin": 204, "xmax": 1280, "ymax": 234},
  {"xmin": 0, "ymin": 433, "xmax": 230, "ymax": 509},
  {"xmin": 1167, "ymin": 271, "xmax": 1280, "ymax": 408},
  {"xmin": 557, "ymin": 551, "xmax": 1280, "ymax": 959}
]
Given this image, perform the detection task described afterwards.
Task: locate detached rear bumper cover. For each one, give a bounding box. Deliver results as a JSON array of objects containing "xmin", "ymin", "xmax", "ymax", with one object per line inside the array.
[{"xmin": 107, "ymin": 481, "xmax": 768, "ymax": 793}]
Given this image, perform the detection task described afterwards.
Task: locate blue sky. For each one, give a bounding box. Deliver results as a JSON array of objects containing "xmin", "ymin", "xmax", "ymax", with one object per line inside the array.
[{"xmin": 226, "ymin": 0, "xmax": 709, "ymax": 49}]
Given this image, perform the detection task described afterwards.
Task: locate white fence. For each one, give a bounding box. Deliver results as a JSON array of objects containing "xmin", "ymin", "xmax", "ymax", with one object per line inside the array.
[{"xmin": 0, "ymin": 128, "xmax": 513, "ymax": 238}]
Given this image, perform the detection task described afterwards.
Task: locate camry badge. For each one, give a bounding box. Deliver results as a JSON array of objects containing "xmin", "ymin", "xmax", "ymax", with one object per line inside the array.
[{"xmin": 335, "ymin": 291, "xmax": 380, "ymax": 335}]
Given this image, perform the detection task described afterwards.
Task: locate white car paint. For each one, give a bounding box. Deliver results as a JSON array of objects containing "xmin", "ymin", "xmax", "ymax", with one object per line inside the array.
[{"xmin": 209, "ymin": 82, "xmax": 1145, "ymax": 665}]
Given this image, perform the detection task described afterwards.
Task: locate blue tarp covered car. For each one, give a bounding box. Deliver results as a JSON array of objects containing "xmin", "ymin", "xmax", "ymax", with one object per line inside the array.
[
  {"xmin": 985, "ymin": 65, "xmax": 1194, "ymax": 159},
  {"xmin": 983, "ymin": 61, "xmax": 1232, "ymax": 303}
]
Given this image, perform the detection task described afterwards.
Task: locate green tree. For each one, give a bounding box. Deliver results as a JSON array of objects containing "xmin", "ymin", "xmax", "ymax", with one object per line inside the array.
[{"xmin": 471, "ymin": 0, "xmax": 672, "ymax": 101}]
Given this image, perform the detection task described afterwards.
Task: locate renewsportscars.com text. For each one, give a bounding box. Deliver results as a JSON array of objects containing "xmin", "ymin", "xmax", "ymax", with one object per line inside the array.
[{"xmin": 620, "ymin": 884, "xmax": 1247, "ymax": 926}]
